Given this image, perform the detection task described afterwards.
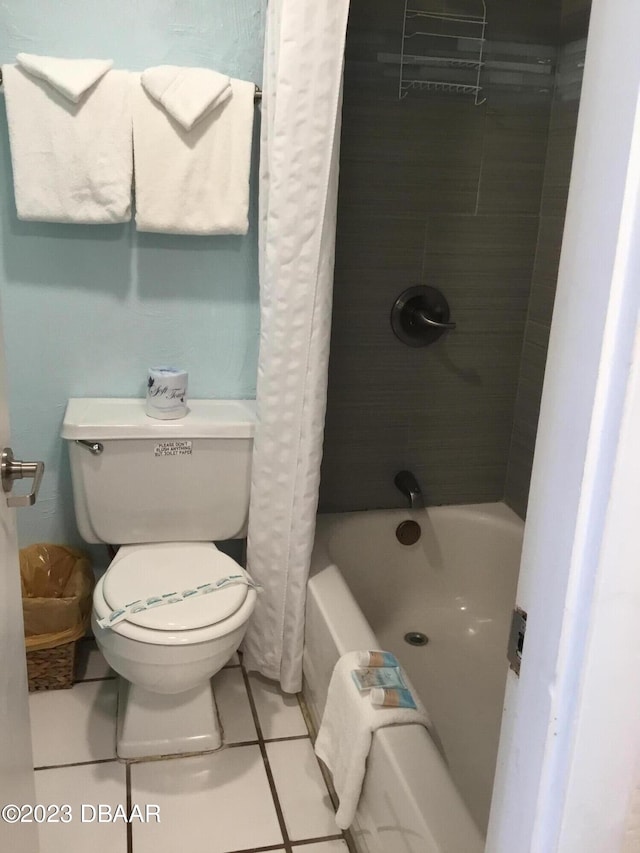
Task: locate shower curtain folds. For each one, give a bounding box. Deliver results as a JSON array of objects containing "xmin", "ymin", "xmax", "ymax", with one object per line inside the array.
[{"xmin": 242, "ymin": 0, "xmax": 350, "ymax": 693}]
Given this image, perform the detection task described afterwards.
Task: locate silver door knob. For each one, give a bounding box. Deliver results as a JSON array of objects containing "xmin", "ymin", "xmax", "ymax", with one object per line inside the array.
[{"xmin": 1, "ymin": 448, "xmax": 45, "ymax": 507}]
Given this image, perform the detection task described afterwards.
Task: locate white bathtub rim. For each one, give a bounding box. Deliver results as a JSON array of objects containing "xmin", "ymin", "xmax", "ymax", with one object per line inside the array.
[
  {"xmin": 314, "ymin": 500, "xmax": 523, "ymax": 552},
  {"xmin": 305, "ymin": 532, "xmax": 484, "ymax": 851}
]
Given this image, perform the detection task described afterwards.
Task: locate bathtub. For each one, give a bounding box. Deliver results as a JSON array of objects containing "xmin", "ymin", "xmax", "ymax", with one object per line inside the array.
[{"xmin": 303, "ymin": 502, "xmax": 524, "ymax": 853}]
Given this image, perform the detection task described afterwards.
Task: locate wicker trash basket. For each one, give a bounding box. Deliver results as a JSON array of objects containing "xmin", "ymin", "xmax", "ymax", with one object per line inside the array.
[{"xmin": 20, "ymin": 544, "xmax": 94, "ymax": 692}]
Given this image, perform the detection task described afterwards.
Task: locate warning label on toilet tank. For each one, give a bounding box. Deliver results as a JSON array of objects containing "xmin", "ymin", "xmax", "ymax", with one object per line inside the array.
[{"xmin": 154, "ymin": 441, "xmax": 193, "ymax": 457}]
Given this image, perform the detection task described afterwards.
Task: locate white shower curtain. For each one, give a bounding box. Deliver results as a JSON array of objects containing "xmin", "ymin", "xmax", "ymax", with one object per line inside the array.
[{"xmin": 242, "ymin": 0, "xmax": 350, "ymax": 693}]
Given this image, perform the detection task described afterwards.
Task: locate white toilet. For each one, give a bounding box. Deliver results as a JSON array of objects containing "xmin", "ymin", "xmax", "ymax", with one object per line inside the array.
[{"xmin": 61, "ymin": 397, "xmax": 258, "ymax": 759}]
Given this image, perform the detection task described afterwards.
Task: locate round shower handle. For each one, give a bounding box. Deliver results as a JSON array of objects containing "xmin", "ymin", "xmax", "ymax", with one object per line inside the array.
[
  {"xmin": 390, "ymin": 285, "xmax": 456, "ymax": 347},
  {"xmin": 413, "ymin": 307, "xmax": 456, "ymax": 331}
]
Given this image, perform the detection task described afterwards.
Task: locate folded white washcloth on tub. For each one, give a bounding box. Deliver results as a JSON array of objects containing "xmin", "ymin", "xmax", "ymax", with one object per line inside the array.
[
  {"xmin": 2, "ymin": 55, "xmax": 132, "ymax": 224},
  {"xmin": 314, "ymin": 651, "xmax": 431, "ymax": 830},
  {"xmin": 132, "ymin": 68, "xmax": 255, "ymax": 235}
]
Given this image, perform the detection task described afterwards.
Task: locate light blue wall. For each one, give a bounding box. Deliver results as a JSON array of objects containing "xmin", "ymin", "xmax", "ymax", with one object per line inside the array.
[{"xmin": 0, "ymin": 0, "xmax": 265, "ymax": 560}]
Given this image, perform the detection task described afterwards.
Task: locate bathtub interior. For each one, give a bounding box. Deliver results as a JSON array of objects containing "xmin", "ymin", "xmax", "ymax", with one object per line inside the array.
[{"xmin": 306, "ymin": 502, "xmax": 523, "ymax": 836}]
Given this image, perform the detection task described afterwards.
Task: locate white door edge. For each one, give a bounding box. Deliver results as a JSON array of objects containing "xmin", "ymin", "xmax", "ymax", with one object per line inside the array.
[
  {"xmin": 488, "ymin": 0, "xmax": 640, "ymax": 850},
  {"xmin": 0, "ymin": 317, "xmax": 37, "ymax": 847}
]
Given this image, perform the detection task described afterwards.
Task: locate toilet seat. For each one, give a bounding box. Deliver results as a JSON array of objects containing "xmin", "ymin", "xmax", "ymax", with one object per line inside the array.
[
  {"xmin": 93, "ymin": 542, "xmax": 257, "ymax": 646},
  {"xmin": 103, "ymin": 542, "xmax": 248, "ymax": 631}
]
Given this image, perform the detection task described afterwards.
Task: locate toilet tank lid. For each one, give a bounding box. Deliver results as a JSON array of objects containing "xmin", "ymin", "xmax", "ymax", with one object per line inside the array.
[{"xmin": 61, "ymin": 398, "xmax": 256, "ymax": 440}]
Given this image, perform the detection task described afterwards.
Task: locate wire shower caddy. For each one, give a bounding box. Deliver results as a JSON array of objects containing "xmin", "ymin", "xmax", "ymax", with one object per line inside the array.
[{"xmin": 399, "ymin": 1, "xmax": 487, "ymax": 104}]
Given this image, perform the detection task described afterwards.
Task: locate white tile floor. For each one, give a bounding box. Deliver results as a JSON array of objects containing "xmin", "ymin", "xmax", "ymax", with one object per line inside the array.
[{"xmin": 30, "ymin": 640, "xmax": 352, "ymax": 853}]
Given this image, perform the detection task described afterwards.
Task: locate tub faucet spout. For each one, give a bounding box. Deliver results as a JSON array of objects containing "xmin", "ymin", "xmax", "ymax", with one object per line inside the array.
[{"xmin": 394, "ymin": 470, "xmax": 425, "ymax": 509}]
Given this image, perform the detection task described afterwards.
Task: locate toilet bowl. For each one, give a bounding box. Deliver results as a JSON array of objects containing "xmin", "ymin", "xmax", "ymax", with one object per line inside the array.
[
  {"xmin": 92, "ymin": 542, "xmax": 257, "ymax": 758},
  {"xmin": 61, "ymin": 397, "xmax": 258, "ymax": 759}
]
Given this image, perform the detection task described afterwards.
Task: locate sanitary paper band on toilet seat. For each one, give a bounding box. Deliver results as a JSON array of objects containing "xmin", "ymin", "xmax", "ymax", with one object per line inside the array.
[{"xmin": 96, "ymin": 573, "xmax": 261, "ymax": 629}]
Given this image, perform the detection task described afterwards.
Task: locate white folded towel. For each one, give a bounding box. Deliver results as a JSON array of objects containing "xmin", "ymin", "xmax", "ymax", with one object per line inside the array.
[
  {"xmin": 314, "ymin": 651, "xmax": 431, "ymax": 830},
  {"xmin": 2, "ymin": 58, "xmax": 132, "ymax": 224},
  {"xmin": 141, "ymin": 66, "xmax": 232, "ymax": 131},
  {"xmin": 16, "ymin": 53, "xmax": 112, "ymax": 103},
  {"xmin": 132, "ymin": 71, "xmax": 255, "ymax": 235}
]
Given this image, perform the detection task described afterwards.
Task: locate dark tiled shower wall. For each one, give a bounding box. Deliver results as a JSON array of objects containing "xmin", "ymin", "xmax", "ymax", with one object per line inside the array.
[
  {"xmin": 504, "ymin": 0, "xmax": 591, "ymax": 518},
  {"xmin": 319, "ymin": 1, "xmax": 556, "ymax": 512},
  {"xmin": 561, "ymin": 0, "xmax": 592, "ymax": 40}
]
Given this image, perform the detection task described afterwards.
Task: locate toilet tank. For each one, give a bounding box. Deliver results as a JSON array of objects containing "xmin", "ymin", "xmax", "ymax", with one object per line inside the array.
[{"xmin": 61, "ymin": 398, "xmax": 256, "ymax": 545}]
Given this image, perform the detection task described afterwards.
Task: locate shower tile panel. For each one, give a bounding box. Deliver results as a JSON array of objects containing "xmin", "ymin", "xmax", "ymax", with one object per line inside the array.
[
  {"xmin": 324, "ymin": 258, "xmax": 530, "ymax": 511},
  {"xmin": 323, "ymin": 0, "xmax": 568, "ymax": 515},
  {"xmin": 423, "ymin": 214, "xmax": 539, "ymax": 275},
  {"xmin": 345, "ymin": 0, "xmax": 402, "ymax": 36},
  {"xmin": 319, "ymin": 423, "xmax": 410, "ymax": 512},
  {"xmin": 505, "ymin": 67, "xmax": 584, "ymax": 516},
  {"xmin": 322, "ymin": 327, "xmax": 523, "ymax": 511},
  {"xmin": 407, "ymin": 427, "xmax": 515, "ymax": 478},
  {"xmin": 339, "ymin": 95, "xmax": 485, "ymax": 217},
  {"xmin": 505, "ymin": 429, "xmax": 536, "ymax": 519},
  {"xmin": 340, "ymin": 96, "xmax": 485, "ymax": 165},
  {"xmin": 339, "ymin": 158, "xmax": 481, "ymax": 217},
  {"xmin": 486, "ymin": 0, "xmax": 558, "ymax": 43},
  {"xmin": 527, "ymin": 282, "xmax": 557, "ymax": 329},
  {"xmin": 518, "ymin": 338, "xmax": 549, "ymax": 388},
  {"xmin": 511, "ymin": 379, "xmax": 545, "ymax": 444},
  {"xmin": 524, "ymin": 319, "xmax": 552, "ymax": 351},
  {"xmin": 540, "ymin": 100, "xmax": 582, "ymax": 217},
  {"xmin": 561, "ymin": 0, "xmax": 592, "ymax": 40},
  {"xmin": 429, "ymin": 334, "xmax": 526, "ymax": 387},
  {"xmin": 326, "ymin": 333, "xmax": 524, "ymax": 401},
  {"xmin": 477, "ymin": 104, "xmax": 551, "ymax": 215},
  {"xmin": 345, "ymin": 0, "xmax": 555, "ymax": 50},
  {"xmin": 334, "ymin": 211, "xmax": 425, "ymax": 274},
  {"xmin": 530, "ymin": 215, "xmax": 565, "ymax": 289}
]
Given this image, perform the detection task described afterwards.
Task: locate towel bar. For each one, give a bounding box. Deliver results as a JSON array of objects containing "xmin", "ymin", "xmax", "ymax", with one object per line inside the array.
[{"xmin": 0, "ymin": 67, "xmax": 262, "ymax": 101}]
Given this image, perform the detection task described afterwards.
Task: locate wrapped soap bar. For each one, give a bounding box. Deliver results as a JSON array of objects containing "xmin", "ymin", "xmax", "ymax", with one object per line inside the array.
[
  {"xmin": 370, "ymin": 687, "xmax": 417, "ymax": 710},
  {"xmin": 351, "ymin": 667, "xmax": 407, "ymax": 691},
  {"xmin": 355, "ymin": 650, "xmax": 399, "ymax": 668}
]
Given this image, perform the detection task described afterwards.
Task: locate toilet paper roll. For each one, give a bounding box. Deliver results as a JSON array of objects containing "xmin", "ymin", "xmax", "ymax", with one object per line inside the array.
[{"xmin": 146, "ymin": 367, "xmax": 188, "ymax": 420}]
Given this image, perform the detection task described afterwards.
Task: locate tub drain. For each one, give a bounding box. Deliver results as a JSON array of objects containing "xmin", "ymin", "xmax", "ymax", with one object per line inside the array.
[
  {"xmin": 404, "ymin": 631, "xmax": 429, "ymax": 647},
  {"xmin": 396, "ymin": 520, "xmax": 421, "ymax": 545}
]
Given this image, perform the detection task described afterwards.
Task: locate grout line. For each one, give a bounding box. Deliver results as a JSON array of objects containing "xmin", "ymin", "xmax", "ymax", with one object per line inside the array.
[
  {"xmin": 73, "ymin": 675, "xmax": 116, "ymax": 684},
  {"xmin": 240, "ymin": 665, "xmax": 294, "ymax": 853},
  {"xmin": 34, "ymin": 757, "xmax": 118, "ymax": 772},
  {"xmin": 420, "ymin": 218, "xmax": 429, "ymax": 284},
  {"xmin": 126, "ymin": 763, "xmax": 133, "ymax": 853},
  {"xmin": 222, "ymin": 840, "xmax": 351, "ymax": 853},
  {"xmin": 474, "ymin": 98, "xmax": 489, "ymax": 216},
  {"xmin": 263, "ymin": 734, "xmax": 310, "ymax": 744},
  {"xmin": 291, "ymin": 836, "xmax": 348, "ymax": 846},
  {"xmin": 296, "ymin": 691, "xmax": 317, "ymax": 740}
]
